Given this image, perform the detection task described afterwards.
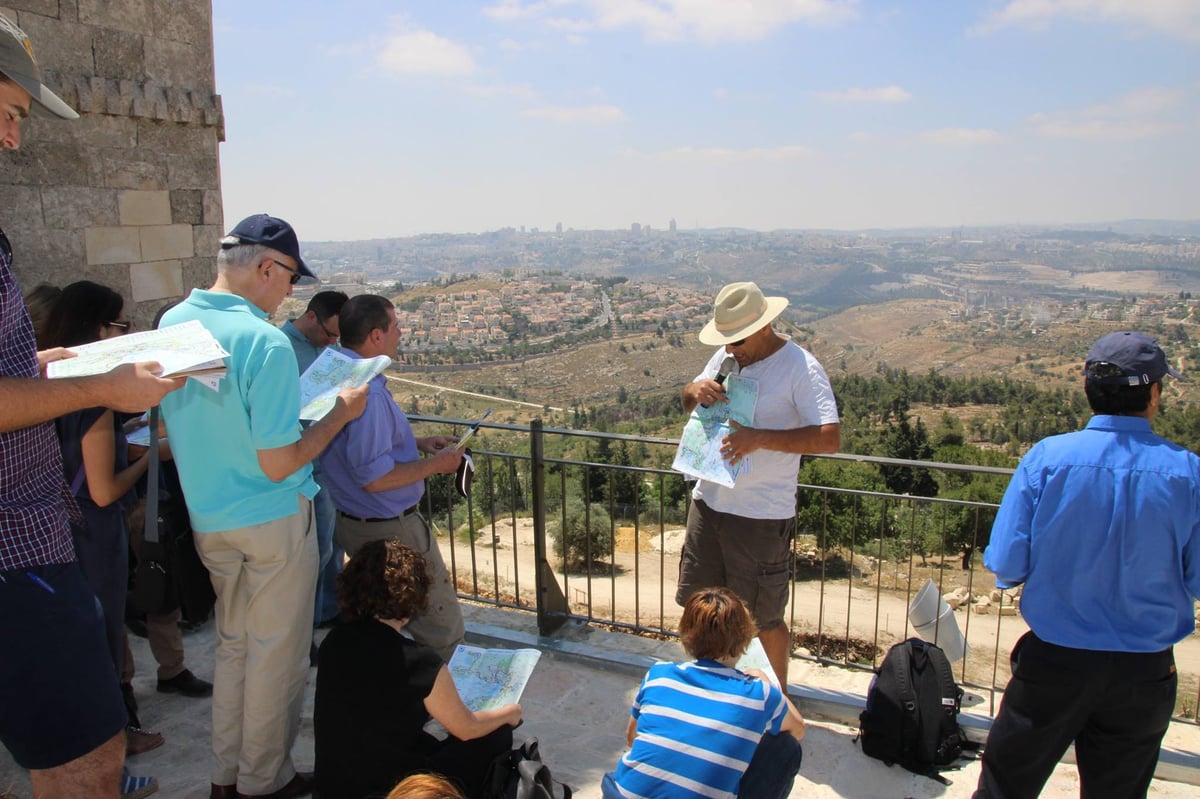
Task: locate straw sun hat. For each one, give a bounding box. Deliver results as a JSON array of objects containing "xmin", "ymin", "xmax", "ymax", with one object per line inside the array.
[{"xmin": 698, "ymin": 282, "xmax": 789, "ymax": 346}]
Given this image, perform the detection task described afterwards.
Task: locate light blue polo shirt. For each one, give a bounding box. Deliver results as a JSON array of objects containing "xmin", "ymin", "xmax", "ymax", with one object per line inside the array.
[{"xmin": 160, "ymin": 289, "xmax": 317, "ymax": 533}]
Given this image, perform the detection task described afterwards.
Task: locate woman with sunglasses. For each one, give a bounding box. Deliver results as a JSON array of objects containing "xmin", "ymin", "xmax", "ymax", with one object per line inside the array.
[{"xmin": 42, "ymin": 280, "xmax": 167, "ymax": 761}]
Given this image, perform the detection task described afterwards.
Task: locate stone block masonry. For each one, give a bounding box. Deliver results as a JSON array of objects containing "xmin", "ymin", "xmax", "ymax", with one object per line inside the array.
[{"xmin": 0, "ymin": 0, "xmax": 223, "ymax": 325}]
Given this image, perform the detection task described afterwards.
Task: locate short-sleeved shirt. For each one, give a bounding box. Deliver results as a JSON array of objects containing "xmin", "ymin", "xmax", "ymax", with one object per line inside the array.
[
  {"xmin": 692, "ymin": 339, "xmax": 839, "ymax": 520},
  {"xmin": 319, "ymin": 359, "xmax": 422, "ymax": 519},
  {"xmin": 314, "ymin": 618, "xmax": 443, "ymax": 799},
  {"xmin": 613, "ymin": 660, "xmax": 789, "ymax": 799},
  {"xmin": 160, "ymin": 289, "xmax": 315, "ymax": 533},
  {"xmin": 0, "ymin": 225, "xmax": 75, "ymax": 570}
]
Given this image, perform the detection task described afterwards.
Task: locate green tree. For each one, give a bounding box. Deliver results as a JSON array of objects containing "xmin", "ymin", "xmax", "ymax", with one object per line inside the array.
[{"xmin": 549, "ymin": 496, "xmax": 613, "ymax": 570}]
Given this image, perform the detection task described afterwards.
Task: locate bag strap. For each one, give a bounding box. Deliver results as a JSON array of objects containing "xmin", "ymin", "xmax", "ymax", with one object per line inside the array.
[
  {"xmin": 144, "ymin": 407, "xmax": 161, "ymax": 545},
  {"xmin": 69, "ymin": 464, "xmax": 86, "ymax": 496}
]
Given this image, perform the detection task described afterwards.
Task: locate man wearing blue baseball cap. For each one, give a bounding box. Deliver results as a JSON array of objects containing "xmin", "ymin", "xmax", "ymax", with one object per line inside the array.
[
  {"xmin": 160, "ymin": 214, "xmax": 367, "ymax": 799},
  {"xmin": 976, "ymin": 331, "xmax": 1200, "ymax": 799}
]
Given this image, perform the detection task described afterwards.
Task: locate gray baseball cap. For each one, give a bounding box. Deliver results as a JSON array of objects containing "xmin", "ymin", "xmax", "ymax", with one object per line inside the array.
[{"xmin": 0, "ymin": 13, "xmax": 78, "ymax": 119}]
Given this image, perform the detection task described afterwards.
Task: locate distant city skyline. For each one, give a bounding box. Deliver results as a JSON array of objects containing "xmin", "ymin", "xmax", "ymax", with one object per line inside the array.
[{"xmin": 213, "ymin": 1, "xmax": 1199, "ymax": 241}]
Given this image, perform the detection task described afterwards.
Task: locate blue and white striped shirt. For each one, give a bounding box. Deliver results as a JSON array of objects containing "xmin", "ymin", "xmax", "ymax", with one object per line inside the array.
[{"xmin": 612, "ymin": 660, "xmax": 788, "ymax": 799}]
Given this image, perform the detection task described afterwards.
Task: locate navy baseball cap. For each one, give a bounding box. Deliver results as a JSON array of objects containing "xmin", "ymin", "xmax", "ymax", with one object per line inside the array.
[
  {"xmin": 1085, "ymin": 331, "xmax": 1183, "ymax": 386},
  {"xmin": 221, "ymin": 214, "xmax": 315, "ymax": 279}
]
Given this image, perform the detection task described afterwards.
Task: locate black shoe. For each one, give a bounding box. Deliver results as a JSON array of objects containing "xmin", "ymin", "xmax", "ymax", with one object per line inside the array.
[{"xmin": 157, "ymin": 669, "xmax": 213, "ymax": 697}]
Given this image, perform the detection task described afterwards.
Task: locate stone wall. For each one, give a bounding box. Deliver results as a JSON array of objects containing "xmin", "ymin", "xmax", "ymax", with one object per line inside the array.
[{"xmin": 0, "ymin": 0, "xmax": 222, "ymax": 326}]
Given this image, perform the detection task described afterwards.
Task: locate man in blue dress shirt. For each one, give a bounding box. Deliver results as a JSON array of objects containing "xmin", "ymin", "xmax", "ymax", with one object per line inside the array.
[
  {"xmin": 319, "ymin": 294, "xmax": 465, "ymax": 662},
  {"xmin": 976, "ymin": 331, "xmax": 1200, "ymax": 799}
]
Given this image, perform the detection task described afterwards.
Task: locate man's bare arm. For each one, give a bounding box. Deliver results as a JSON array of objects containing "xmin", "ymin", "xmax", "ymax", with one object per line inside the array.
[
  {"xmin": 256, "ymin": 384, "xmax": 369, "ymax": 482},
  {"xmin": 0, "ymin": 363, "xmax": 184, "ymax": 433}
]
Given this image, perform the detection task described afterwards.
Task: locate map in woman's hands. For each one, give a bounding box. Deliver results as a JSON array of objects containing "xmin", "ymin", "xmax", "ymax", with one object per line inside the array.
[
  {"xmin": 448, "ymin": 644, "xmax": 541, "ymax": 711},
  {"xmin": 298, "ymin": 347, "xmax": 393, "ymax": 421}
]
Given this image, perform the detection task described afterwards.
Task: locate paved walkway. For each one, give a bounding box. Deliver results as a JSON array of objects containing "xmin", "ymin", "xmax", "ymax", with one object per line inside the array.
[{"xmin": 2, "ymin": 604, "xmax": 1196, "ymax": 799}]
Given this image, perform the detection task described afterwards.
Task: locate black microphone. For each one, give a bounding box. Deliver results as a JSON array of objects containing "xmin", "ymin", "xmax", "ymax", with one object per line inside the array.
[{"xmin": 700, "ymin": 355, "xmax": 737, "ymax": 408}]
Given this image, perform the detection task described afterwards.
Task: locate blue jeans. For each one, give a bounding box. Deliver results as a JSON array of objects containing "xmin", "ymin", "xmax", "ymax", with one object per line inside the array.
[
  {"xmin": 739, "ymin": 732, "xmax": 803, "ymax": 799},
  {"xmin": 312, "ymin": 480, "xmax": 339, "ymax": 627},
  {"xmin": 603, "ymin": 732, "xmax": 801, "ymax": 799}
]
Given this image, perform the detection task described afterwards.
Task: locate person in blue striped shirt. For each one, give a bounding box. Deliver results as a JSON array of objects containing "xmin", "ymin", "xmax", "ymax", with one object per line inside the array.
[{"xmin": 604, "ymin": 588, "xmax": 806, "ymax": 799}]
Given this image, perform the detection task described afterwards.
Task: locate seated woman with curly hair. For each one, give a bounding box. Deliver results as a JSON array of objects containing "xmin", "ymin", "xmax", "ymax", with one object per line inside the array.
[
  {"xmin": 603, "ymin": 587, "xmax": 805, "ymax": 799},
  {"xmin": 314, "ymin": 539, "xmax": 521, "ymax": 799}
]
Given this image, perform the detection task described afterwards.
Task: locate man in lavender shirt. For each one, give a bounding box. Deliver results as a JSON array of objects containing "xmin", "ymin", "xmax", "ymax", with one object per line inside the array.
[{"xmin": 318, "ymin": 294, "xmax": 465, "ymax": 662}]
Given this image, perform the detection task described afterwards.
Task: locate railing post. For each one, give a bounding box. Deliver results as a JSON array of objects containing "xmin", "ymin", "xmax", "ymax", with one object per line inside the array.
[{"xmin": 530, "ymin": 418, "xmax": 569, "ymax": 635}]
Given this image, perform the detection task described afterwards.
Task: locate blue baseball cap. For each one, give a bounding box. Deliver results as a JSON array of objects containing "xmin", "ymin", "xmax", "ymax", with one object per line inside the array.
[
  {"xmin": 221, "ymin": 214, "xmax": 315, "ymax": 279},
  {"xmin": 1085, "ymin": 331, "xmax": 1183, "ymax": 386}
]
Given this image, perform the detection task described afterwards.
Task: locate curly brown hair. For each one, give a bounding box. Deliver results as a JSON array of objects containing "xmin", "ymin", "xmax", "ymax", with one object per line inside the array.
[
  {"xmin": 336, "ymin": 539, "xmax": 430, "ymax": 622},
  {"xmin": 679, "ymin": 587, "xmax": 757, "ymax": 661}
]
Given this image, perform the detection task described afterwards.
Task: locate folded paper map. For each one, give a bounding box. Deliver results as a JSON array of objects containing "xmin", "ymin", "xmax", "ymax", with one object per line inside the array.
[
  {"xmin": 298, "ymin": 347, "xmax": 393, "ymax": 421},
  {"xmin": 671, "ymin": 374, "xmax": 758, "ymax": 487},
  {"xmin": 46, "ymin": 320, "xmax": 229, "ymax": 383},
  {"xmin": 448, "ymin": 644, "xmax": 541, "ymax": 711}
]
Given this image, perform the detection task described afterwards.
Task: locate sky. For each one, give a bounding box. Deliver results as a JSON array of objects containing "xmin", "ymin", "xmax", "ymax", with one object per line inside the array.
[{"xmin": 211, "ymin": 1, "xmax": 1200, "ymax": 240}]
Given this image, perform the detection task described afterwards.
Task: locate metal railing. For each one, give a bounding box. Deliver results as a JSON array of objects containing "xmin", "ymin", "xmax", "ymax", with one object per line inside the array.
[{"xmin": 413, "ymin": 414, "xmax": 1200, "ymax": 726}]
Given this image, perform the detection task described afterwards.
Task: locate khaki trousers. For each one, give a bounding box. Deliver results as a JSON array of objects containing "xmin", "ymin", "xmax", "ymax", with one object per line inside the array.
[
  {"xmin": 196, "ymin": 496, "xmax": 317, "ymax": 795},
  {"xmin": 334, "ymin": 511, "xmax": 465, "ymax": 662}
]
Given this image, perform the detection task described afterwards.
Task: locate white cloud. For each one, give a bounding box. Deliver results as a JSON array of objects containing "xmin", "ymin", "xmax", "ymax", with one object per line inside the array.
[
  {"xmin": 919, "ymin": 128, "xmax": 1002, "ymax": 146},
  {"xmin": 376, "ymin": 20, "xmax": 476, "ymax": 77},
  {"xmin": 1028, "ymin": 86, "xmax": 1187, "ymax": 140},
  {"xmin": 817, "ymin": 85, "xmax": 912, "ymax": 103},
  {"xmin": 975, "ymin": 0, "xmax": 1200, "ymax": 42},
  {"xmin": 523, "ymin": 104, "xmax": 626, "ymax": 122},
  {"xmin": 653, "ymin": 144, "xmax": 814, "ymax": 161},
  {"xmin": 487, "ymin": 0, "xmax": 858, "ymax": 43}
]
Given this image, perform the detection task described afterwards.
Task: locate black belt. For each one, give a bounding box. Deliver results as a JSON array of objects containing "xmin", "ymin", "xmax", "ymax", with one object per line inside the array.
[{"xmin": 339, "ymin": 506, "xmax": 417, "ymax": 523}]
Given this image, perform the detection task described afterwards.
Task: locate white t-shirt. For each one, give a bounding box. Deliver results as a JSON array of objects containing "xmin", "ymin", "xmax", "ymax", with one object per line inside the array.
[{"xmin": 691, "ymin": 338, "xmax": 839, "ymax": 520}]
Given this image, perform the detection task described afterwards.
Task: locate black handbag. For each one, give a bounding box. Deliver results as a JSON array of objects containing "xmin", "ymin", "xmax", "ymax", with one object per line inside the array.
[
  {"xmin": 482, "ymin": 738, "xmax": 572, "ymax": 799},
  {"xmin": 130, "ymin": 408, "xmax": 215, "ymax": 622}
]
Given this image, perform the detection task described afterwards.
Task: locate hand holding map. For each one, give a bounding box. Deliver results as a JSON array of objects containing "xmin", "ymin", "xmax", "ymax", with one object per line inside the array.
[
  {"xmin": 447, "ymin": 644, "xmax": 540, "ymax": 711},
  {"xmin": 672, "ymin": 374, "xmax": 759, "ymax": 487},
  {"xmin": 299, "ymin": 347, "xmax": 393, "ymax": 421},
  {"xmin": 45, "ymin": 320, "xmax": 229, "ymax": 384}
]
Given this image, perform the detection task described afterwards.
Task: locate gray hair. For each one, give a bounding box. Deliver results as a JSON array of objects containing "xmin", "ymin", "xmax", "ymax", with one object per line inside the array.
[{"xmin": 216, "ymin": 242, "xmax": 269, "ymax": 274}]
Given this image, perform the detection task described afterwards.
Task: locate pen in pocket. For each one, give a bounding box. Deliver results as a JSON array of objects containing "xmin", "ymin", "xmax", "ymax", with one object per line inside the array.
[{"xmin": 25, "ymin": 571, "xmax": 56, "ymax": 594}]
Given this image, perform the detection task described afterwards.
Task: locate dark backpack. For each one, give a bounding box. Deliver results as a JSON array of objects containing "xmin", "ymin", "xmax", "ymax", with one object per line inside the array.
[
  {"xmin": 482, "ymin": 738, "xmax": 573, "ymax": 799},
  {"xmin": 858, "ymin": 638, "xmax": 974, "ymax": 782}
]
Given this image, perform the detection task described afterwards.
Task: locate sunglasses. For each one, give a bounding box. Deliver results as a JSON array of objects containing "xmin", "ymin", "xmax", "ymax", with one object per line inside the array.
[
  {"xmin": 106, "ymin": 320, "xmax": 131, "ymax": 332},
  {"xmin": 728, "ymin": 337, "xmax": 747, "ymax": 347},
  {"xmin": 270, "ymin": 258, "xmax": 303, "ymax": 285}
]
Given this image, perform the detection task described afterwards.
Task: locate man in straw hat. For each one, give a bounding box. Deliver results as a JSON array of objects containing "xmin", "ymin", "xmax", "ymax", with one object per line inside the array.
[
  {"xmin": 679, "ymin": 282, "xmax": 840, "ymax": 685},
  {"xmin": 1, "ymin": 11, "xmax": 185, "ymax": 797},
  {"xmin": 975, "ymin": 331, "xmax": 1200, "ymax": 799}
]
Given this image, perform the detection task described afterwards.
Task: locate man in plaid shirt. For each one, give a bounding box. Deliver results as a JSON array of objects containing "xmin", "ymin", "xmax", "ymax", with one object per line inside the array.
[{"xmin": 1, "ymin": 13, "xmax": 184, "ymax": 797}]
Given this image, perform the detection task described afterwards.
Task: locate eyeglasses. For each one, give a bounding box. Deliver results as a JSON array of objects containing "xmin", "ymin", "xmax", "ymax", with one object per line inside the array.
[
  {"xmin": 106, "ymin": 320, "xmax": 131, "ymax": 332},
  {"xmin": 318, "ymin": 318, "xmax": 338, "ymax": 340},
  {"xmin": 270, "ymin": 258, "xmax": 303, "ymax": 285}
]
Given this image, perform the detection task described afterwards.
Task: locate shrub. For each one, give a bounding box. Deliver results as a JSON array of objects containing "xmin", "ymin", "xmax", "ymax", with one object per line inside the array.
[{"xmin": 549, "ymin": 496, "xmax": 612, "ymax": 569}]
